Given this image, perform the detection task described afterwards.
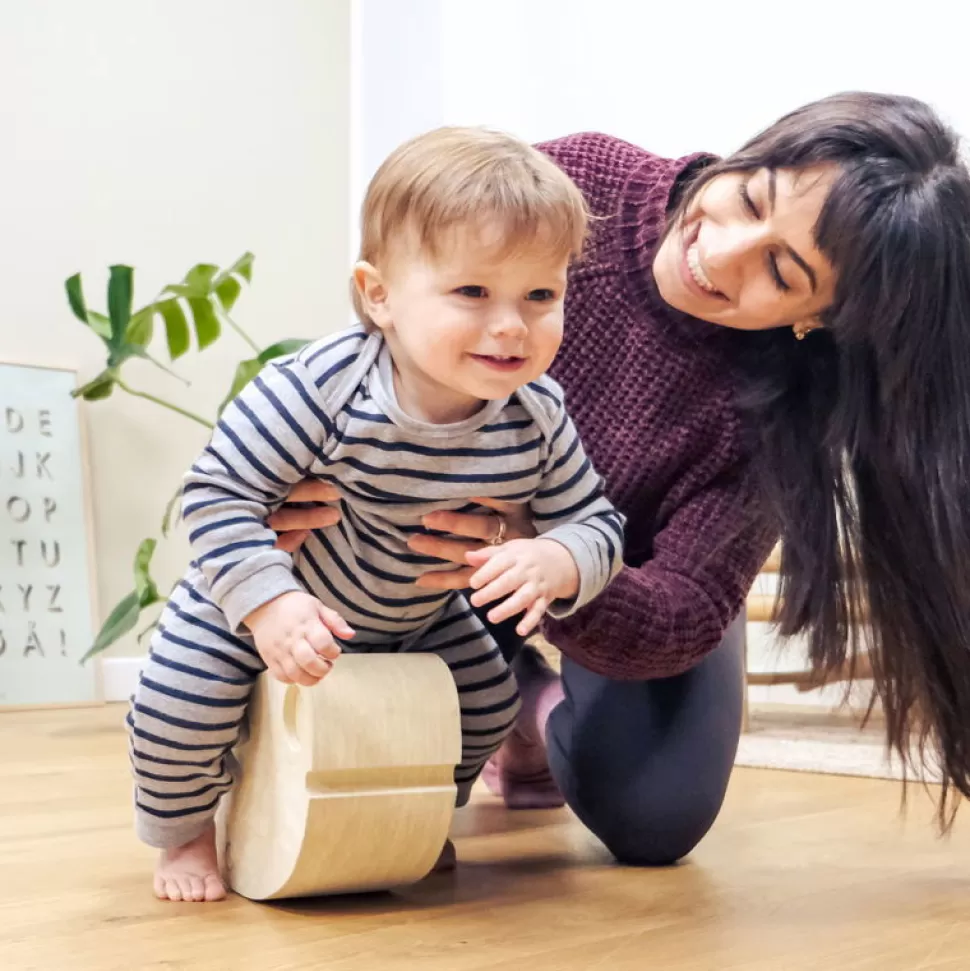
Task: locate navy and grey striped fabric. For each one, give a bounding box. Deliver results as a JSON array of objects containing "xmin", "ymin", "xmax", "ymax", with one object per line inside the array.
[
  {"xmin": 127, "ymin": 325, "xmax": 624, "ymax": 847},
  {"xmin": 182, "ymin": 326, "xmax": 623, "ymax": 639}
]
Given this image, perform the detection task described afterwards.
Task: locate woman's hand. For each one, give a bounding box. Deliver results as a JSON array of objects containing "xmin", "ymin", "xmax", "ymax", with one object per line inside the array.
[
  {"xmin": 269, "ymin": 480, "xmax": 343, "ymax": 553},
  {"xmin": 409, "ymin": 497, "xmax": 537, "ymax": 590}
]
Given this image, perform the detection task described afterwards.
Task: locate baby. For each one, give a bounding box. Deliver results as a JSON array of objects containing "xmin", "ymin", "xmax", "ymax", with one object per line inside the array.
[{"xmin": 128, "ymin": 127, "xmax": 625, "ymax": 901}]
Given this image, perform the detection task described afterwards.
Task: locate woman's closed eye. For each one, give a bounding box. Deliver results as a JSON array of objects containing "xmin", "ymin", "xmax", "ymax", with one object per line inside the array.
[
  {"xmin": 738, "ymin": 178, "xmax": 792, "ymax": 293},
  {"xmin": 768, "ymin": 254, "xmax": 791, "ymax": 293}
]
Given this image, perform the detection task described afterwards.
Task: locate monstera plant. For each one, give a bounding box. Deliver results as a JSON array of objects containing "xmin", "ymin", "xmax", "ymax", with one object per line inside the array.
[{"xmin": 65, "ymin": 254, "xmax": 309, "ymax": 660}]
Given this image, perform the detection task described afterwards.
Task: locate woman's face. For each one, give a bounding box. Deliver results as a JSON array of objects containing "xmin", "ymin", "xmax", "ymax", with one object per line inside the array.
[{"xmin": 653, "ymin": 164, "xmax": 839, "ymax": 331}]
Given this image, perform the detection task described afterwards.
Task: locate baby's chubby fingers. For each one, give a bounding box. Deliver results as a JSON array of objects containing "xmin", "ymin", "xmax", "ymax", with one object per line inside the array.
[
  {"xmin": 468, "ymin": 565, "xmax": 522, "ymax": 609},
  {"xmin": 466, "ymin": 546, "xmax": 510, "ymax": 593},
  {"xmin": 291, "ymin": 639, "xmax": 334, "ymax": 682},
  {"xmin": 485, "ymin": 584, "xmax": 542, "ymax": 626},
  {"xmin": 316, "ymin": 603, "xmax": 355, "ymax": 644},
  {"xmin": 514, "ymin": 596, "xmax": 548, "ymax": 637},
  {"xmin": 305, "ymin": 620, "xmax": 342, "ymax": 662},
  {"xmin": 278, "ymin": 655, "xmax": 318, "ymax": 687}
]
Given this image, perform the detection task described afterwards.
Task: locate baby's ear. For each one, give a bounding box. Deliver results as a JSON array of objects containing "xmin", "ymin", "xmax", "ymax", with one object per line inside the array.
[{"xmin": 353, "ymin": 262, "xmax": 393, "ymax": 330}]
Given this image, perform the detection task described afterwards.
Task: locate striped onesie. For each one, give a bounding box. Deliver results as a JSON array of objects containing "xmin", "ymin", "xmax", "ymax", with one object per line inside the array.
[{"xmin": 128, "ymin": 326, "xmax": 624, "ymax": 848}]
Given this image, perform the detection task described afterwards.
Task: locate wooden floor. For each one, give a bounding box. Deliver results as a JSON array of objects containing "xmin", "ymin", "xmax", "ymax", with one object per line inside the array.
[{"xmin": 2, "ymin": 706, "xmax": 969, "ymax": 971}]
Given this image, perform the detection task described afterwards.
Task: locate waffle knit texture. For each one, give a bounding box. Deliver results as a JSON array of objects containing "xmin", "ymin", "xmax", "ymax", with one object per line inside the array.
[{"xmin": 539, "ymin": 132, "xmax": 777, "ymax": 680}]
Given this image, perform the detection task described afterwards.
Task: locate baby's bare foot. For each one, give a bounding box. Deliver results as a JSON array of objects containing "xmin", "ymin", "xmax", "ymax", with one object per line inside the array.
[{"xmin": 153, "ymin": 824, "xmax": 226, "ymax": 902}]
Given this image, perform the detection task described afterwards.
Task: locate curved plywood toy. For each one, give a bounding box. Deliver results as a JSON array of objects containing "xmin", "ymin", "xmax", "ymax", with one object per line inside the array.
[{"xmin": 220, "ymin": 654, "xmax": 462, "ymax": 900}]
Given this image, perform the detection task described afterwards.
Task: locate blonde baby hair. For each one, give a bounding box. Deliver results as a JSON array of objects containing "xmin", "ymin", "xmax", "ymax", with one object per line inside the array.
[{"xmin": 352, "ymin": 126, "xmax": 588, "ymax": 324}]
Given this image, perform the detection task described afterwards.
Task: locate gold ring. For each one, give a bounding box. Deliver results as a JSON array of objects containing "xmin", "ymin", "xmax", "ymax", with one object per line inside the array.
[{"xmin": 488, "ymin": 516, "xmax": 507, "ymax": 546}]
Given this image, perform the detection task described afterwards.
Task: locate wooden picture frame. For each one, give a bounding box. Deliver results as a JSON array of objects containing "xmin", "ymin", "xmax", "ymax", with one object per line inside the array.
[{"xmin": 0, "ymin": 360, "xmax": 102, "ymax": 710}]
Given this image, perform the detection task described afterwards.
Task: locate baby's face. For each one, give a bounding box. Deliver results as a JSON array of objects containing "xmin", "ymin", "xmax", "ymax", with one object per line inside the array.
[{"xmin": 375, "ymin": 221, "xmax": 568, "ymax": 416}]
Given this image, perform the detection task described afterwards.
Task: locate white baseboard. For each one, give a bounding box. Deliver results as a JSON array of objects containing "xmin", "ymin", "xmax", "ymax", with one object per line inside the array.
[{"xmin": 101, "ymin": 656, "xmax": 145, "ymax": 702}]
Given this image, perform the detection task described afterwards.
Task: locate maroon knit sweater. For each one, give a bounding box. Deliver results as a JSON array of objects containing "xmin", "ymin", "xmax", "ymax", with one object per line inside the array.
[{"xmin": 539, "ymin": 132, "xmax": 777, "ymax": 680}]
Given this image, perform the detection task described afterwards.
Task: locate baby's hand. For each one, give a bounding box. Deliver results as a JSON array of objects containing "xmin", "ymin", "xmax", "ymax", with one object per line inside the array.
[
  {"xmin": 244, "ymin": 592, "xmax": 354, "ymax": 686},
  {"xmin": 465, "ymin": 538, "xmax": 579, "ymax": 637}
]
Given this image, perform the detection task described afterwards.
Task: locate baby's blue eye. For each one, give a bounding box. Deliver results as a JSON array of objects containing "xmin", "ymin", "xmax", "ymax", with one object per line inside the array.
[
  {"xmin": 455, "ymin": 286, "xmax": 487, "ymax": 298},
  {"xmin": 526, "ymin": 289, "xmax": 555, "ymax": 302}
]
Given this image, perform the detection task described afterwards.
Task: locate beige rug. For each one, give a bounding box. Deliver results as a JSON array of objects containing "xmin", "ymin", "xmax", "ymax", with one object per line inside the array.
[
  {"xmin": 535, "ymin": 638, "xmax": 940, "ymax": 785},
  {"xmin": 736, "ymin": 708, "xmax": 941, "ymax": 784}
]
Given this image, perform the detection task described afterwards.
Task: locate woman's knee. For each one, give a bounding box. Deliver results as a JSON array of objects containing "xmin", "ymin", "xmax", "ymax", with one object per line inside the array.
[
  {"xmin": 565, "ymin": 773, "xmax": 728, "ymax": 866},
  {"xmin": 599, "ymin": 792, "xmax": 724, "ymax": 866},
  {"xmin": 546, "ymin": 628, "xmax": 745, "ymax": 866}
]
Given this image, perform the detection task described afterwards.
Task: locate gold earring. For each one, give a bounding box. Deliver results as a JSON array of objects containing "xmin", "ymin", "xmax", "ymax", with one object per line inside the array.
[{"xmin": 793, "ymin": 323, "xmax": 812, "ymax": 340}]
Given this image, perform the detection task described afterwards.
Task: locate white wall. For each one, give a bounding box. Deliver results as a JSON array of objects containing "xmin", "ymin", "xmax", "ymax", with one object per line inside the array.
[
  {"xmin": 438, "ymin": 0, "xmax": 968, "ymax": 152},
  {"xmin": 0, "ymin": 0, "xmax": 351, "ymax": 657},
  {"xmin": 350, "ymin": 0, "xmax": 444, "ymax": 260},
  {"xmin": 354, "ymin": 0, "xmax": 968, "ymax": 193}
]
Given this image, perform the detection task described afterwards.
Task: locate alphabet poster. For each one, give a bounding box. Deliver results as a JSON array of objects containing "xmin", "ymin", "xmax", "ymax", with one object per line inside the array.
[{"xmin": 0, "ymin": 362, "xmax": 100, "ymax": 707}]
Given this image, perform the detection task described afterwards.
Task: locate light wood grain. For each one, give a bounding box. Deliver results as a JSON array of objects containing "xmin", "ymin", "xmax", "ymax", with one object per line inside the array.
[
  {"xmin": 747, "ymin": 591, "xmax": 778, "ymax": 623},
  {"xmin": 2, "ymin": 703, "xmax": 969, "ymax": 970},
  {"xmin": 221, "ymin": 654, "xmax": 462, "ymax": 900}
]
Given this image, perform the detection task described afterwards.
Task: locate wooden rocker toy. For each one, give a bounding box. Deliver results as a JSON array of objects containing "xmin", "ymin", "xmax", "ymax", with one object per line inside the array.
[{"xmin": 218, "ymin": 653, "xmax": 462, "ymax": 901}]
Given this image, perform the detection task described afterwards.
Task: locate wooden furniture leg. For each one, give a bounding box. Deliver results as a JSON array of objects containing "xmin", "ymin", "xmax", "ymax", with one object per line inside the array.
[
  {"xmin": 219, "ymin": 653, "xmax": 462, "ymax": 901},
  {"xmin": 742, "ymin": 615, "xmax": 750, "ymax": 734}
]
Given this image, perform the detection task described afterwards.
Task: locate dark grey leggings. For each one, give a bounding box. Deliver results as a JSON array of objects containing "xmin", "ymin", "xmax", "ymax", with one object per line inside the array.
[{"xmin": 483, "ymin": 610, "xmax": 746, "ymax": 866}]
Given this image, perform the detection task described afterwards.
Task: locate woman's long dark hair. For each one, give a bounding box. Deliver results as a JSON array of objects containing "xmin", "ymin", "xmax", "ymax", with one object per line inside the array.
[{"xmin": 681, "ymin": 92, "xmax": 970, "ymax": 827}]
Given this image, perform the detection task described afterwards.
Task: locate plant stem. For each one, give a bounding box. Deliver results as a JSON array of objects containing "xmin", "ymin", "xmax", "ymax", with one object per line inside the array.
[
  {"xmin": 223, "ymin": 312, "xmax": 261, "ymax": 354},
  {"xmin": 116, "ymin": 380, "xmax": 215, "ymax": 428},
  {"xmin": 145, "ymin": 351, "xmax": 190, "ymax": 385}
]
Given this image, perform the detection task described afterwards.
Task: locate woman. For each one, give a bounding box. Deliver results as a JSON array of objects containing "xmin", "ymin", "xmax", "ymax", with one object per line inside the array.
[{"xmin": 271, "ymin": 91, "xmax": 970, "ymax": 863}]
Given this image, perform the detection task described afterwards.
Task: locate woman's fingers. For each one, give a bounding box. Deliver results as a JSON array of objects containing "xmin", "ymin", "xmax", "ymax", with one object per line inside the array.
[
  {"xmin": 419, "ymin": 501, "xmax": 534, "ymax": 557},
  {"xmin": 287, "ymin": 480, "xmax": 341, "ymax": 503},
  {"xmin": 274, "ymin": 530, "xmax": 309, "ymax": 554},
  {"xmin": 421, "ymin": 509, "xmax": 502, "ymax": 542},
  {"xmin": 267, "ymin": 481, "xmax": 342, "ymax": 546},
  {"xmin": 469, "ymin": 497, "xmax": 536, "ymax": 538},
  {"xmin": 268, "ymin": 505, "xmax": 341, "ymax": 532},
  {"xmin": 408, "ymin": 533, "xmax": 481, "ymax": 565},
  {"xmin": 414, "ymin": 566, "xmax": 475, "ymax": 590}
]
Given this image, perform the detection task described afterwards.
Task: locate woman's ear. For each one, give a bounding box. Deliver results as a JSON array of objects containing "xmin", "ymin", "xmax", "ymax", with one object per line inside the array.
[{"xmin": 353, "ymin": 262, "xmax": 393, "ymax": 331}]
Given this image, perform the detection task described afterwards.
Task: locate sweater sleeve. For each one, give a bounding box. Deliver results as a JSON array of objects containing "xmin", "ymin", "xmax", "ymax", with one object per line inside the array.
[
  {"xmin": 180, "ymin": 355, "xmax": 329, "ymax": 632},
  {"xmin": 526, "ymin": 386, "xmax": 625, "ymax": 617},
  {"xmin": 541, "ymin": 459, "xmax": 777, "ymax": 681}
]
